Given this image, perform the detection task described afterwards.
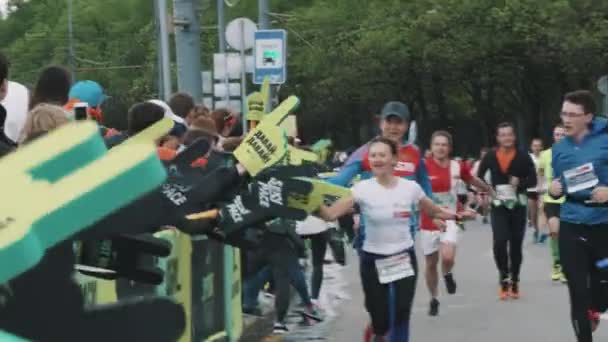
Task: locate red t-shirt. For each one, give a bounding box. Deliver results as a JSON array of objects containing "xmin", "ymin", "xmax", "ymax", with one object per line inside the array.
[{"xmin": 420, "ymin": 158, "xmax": 473, "ymax": 231}]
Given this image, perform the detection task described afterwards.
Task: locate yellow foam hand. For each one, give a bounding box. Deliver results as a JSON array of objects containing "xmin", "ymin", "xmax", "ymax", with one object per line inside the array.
[
  {"xmin": 234, "ymin": 96, "xmax": 299, "ymax": 176},
  {"xmin": 118, "ymin": 118, "xmax": 174, "ymax": 146},
  {"xmin": 0, "ymin": 122, "xmax": 166, "ymax": 283},
  {"xmin": 246, "ymin": 92, "xmax": 264, "ymax": 122},
  {"xmin": 288, "ymin": 177, "xmax": 351, "ymax": 213},
  {"xmin": 260, "ymin": 77, "xmax": 271, "ymax": 113}
]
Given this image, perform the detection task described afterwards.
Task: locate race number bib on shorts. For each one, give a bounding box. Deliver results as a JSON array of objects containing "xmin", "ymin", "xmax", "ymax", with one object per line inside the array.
[
  {"xmin": 564, "ymin": 163, "xmax": 599, "ymax": 194},
  {"xmin": 375, "ymin": 252, "xmax": 415, "ymax": 284},
  {"xmin": 433, "ymin": 192, "xmax": 457, "ymax": 210},
  {"xmin": 495, "ymin": 184, "xmax": 517, "ymax": 201}
]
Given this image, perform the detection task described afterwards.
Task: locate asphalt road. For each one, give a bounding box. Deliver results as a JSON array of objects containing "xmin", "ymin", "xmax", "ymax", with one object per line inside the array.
[{"xmin": 276, "ymin": 219, "xmax": 608, "ymax": 341}]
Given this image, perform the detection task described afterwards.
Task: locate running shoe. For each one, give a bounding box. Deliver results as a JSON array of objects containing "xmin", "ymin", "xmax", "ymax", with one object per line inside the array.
[
  {"xmin": 538, "ymin": 233, "xmax": 548, "ymax": 244},
  {"xmin": 300, "ymin": 304, "xmax": 324, "ymax": 323},
  {"xmin": 273, "ymin": 322, "xmax": 289, "ymax": 334},
  {"xmin": 510, "ymin": 282, "xmax": 520, "ymax": 299},
  {"xmin": 532, "ymin": 230, "xmax": 539, "ymax": 244},
  {"xmin": 552, "ymin": 265, "xmax": 562, "ymax": 281},
  {"xmin": 499, "ymin": 280, "xmax": 510, "ymax": 301},
  {"xmin": 444, "ymin": 272, "xmax": 457, "ymax": 294},
  {"xmin": 589, "ymin": 310, "xmax": 600, "ymax": 332},
  {"xmin": 429, "ymin": 298, "xmax": 440, "ymax": 316}
]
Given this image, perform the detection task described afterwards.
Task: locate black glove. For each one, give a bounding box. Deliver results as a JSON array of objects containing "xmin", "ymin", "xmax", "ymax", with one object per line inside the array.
[
  {"xmin": 79, "ymin": 139, "xmax": 244, "ymax": 239},
  {"xmin": 0, "ymin": 242, "xmax": 185, "ymax": 342},
  {"xmin": 214, "ymin": 172, "xmax": 313, "ymax": 235},
  {"xmin": 76, "ymin": 234, "xmax": 172, "ymax": 284}
]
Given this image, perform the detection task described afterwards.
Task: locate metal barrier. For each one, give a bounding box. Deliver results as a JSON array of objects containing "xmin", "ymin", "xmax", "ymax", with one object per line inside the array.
[{"xmin": 76, "ymin": 230, "xmax": 243, "ymax": 342}]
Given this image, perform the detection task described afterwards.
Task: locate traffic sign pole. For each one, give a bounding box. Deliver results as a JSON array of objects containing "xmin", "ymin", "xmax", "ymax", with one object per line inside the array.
[{"xmin": 253, "ymin": 29, "xmax": 287, "ymax": 85}]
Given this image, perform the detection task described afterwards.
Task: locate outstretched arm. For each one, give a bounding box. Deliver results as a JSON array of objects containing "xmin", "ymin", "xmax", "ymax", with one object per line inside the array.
[{"xmin": 319, "ymin": 196, "xmax": 355, "ymax": 221}]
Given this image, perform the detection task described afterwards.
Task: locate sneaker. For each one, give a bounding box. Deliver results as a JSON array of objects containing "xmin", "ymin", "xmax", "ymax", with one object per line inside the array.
[
  {"xmin": 444, "ymin": 272, "xmax": 457, "ymax": 294},
  {"xmin": 273, "ymin": 322, "xmax": 289, "ymax": 334},
  {"xmin": 428, "ymin": 298, "xmax": 440, "ymax": 316},
  {"xmin": 301, "ymin": 304, "xmax": 324, "ymax": 322},
  {"xmin": 532, "ymin": 230, "xmax": 539, "ymax": 244},
  {"xmin": 499, "ymin": 280, "xmax": 510, "ymax": 301},
  {"xmin": 559, "ymin": 272, "xmax": 567, "ymax": 283},
  {"xmin": 510, "ymin": 282, "xmax": 520, "ymax": 299},
  {"xmin": 242, "ymin": 306, "xmax": 263, "ymax": 316},
  {"xmin": 538, "ymin": 233, "xmax": 548, "ymax": 244},
  {"xmin": 551, "ymin": 265, "xmax": 562, "ymax": 282},
  {"xmin": 482, "ymin": 216, "xmax": 489, "ymax": 224},
  {"xmin": 589, "ymin": 310, "xmax": 600, "ymax": 332}
]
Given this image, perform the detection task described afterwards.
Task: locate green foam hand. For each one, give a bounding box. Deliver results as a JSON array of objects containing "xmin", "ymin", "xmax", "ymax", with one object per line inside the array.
[
  {"xmin": 0, "ymin": 330, "xmax": 27, "ymax": 342},
  {"xmin": 311, "ymin": 139, "xmax": 332, "ymax": 163},
  {"xmin": 0, "ymin": 121, "xmax": 168, "ymax": 283}
]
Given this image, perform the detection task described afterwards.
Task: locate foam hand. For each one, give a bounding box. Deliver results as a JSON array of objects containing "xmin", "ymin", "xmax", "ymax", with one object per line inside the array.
[{"xmin": 0, "ymin": 122, "xmax": 166, "ymax": 283}]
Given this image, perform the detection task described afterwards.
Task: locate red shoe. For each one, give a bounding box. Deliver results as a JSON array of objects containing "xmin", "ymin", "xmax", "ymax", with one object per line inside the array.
[
  {"xmin": 509, "ymin": 282, "xmax": 520, "ymax": 299},
  {"xmin": 589, "ymin": 310, "xmax": 600, "ymax": 332},
  {"xmin": 499, "ymin": 282, "xmax": 510, "ymax": 301},
  {"xmin": 364, "ymin": 324, "xmax": 373, "ymax": 342}
]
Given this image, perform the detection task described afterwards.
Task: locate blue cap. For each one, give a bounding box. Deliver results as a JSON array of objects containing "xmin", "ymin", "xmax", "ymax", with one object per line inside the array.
[{"xmin": 69, "ymin": 80, "xmax": 107, "ymax": 107}]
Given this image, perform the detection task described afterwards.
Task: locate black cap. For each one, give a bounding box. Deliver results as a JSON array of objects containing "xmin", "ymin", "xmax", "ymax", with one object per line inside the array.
[{"xmin": 380, "ymin": 101, "xmax": 410, "ymax": 122}]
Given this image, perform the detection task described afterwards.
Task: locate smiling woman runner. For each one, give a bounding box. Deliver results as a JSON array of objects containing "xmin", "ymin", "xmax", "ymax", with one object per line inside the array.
[{"xmin": 318, "ymin": 137, "xmax": 460, "ymax": 342}]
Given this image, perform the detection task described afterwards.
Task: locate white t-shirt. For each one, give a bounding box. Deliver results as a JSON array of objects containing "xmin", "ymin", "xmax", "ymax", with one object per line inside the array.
[
  {"xmin": 352, "ymin": 178, "xmax": 426, "ymax": 255},
  {"xmin": 1, "ymin": 81, "xmax": 29, "ymax": 143}
]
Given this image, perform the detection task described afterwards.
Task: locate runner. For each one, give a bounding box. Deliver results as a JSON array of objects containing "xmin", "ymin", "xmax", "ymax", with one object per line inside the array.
[
  {"xmin": 476, "ymin": 122, "xmax": 537, "ymax": 300},
  {"xmin": 327, "ymin": 101, "xmax": 432, "ymax": 245},
  {"xmin": 420, "ymin": 131, "xmax": 492, "ymax": 316},
  {"xmin": 549, "ymin": 90, "xmax": 608, "ymax": 342},
  {"xmin": 536, "ymin": 124, "xmax": 566, "ymax": 282},
  {"xmin": 528, "ymin": 138, "xmax": 544, "ymax": 243},
  {"xmin": 471, "ymin": 147, "xmax": 491, "ymax": 224},
  {"xmin": 319, "ymin": 137, "xmax": 468, "ymax": 342}
]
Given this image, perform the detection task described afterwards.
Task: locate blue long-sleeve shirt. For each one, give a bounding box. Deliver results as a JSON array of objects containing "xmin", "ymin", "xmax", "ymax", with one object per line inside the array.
[{"xmin": 552, "ymin": 117, "xmax": 608, "ymax": 225}]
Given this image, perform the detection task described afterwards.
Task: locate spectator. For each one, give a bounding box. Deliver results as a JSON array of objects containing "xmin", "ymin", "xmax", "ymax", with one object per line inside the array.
[
  {"xmin": 0, "ymin": 52, "xmax": 15, "ymax": 153},
  {"xmin": 210, "ymin": 108, "xmax": 238, "ymax": 138},
  {"xmin": 65, "ymin": 80, "xmax": 107, "ymax": 124},
  {"xmin": 105, "ymin": 102, "xmax": 165, "ymax": 149},
  {"xmin": 168, "ymin": 92, "xmax": 195, "ymax": 126},
  {"xmin": 29, "ymin": 66, "xmax": 71, "ymax": 109},
  {"xmin": 18, "ymin": 104, "xmax": 69, "ymax": 144},
  {"xmin": 190, "ymin": 104, "xmax": 210, "ymax": 122},
  {"xmin": 148, "ymin": 99, "xmax": 187, "ymax": 138}
]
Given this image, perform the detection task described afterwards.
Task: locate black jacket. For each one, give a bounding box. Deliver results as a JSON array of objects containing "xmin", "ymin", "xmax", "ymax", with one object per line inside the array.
[{"xmin": 477, "ymin": 148, "xmax": 537, "ymax": 193}]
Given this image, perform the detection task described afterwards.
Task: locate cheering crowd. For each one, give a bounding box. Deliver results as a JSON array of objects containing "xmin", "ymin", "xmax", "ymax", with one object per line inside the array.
[{"xmin": 1, "ymin": 50, "xmax": 608, "ymax": 342}]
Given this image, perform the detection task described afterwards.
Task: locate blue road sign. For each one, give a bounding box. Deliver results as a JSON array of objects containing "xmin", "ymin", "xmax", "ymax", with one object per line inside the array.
[{"xmin": 253, "ymin": 29, "xmax": 287, "ymax": 84}]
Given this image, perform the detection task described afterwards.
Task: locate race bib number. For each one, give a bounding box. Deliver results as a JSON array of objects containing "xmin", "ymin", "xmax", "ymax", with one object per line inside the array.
[
  {"xmin": 495, "ymin": 184, "xmax": 516, "ymax": 201},
  {"xmin": 433, "ymin": 192, "xmax": 457, "ymax": 210},
  {"xmin": 564, "ymin": 163, "xmax": 599, "ymax": 193},
  {"xmin": 375, "ymin": 252, "xmax": 415, "ymax": 284}
]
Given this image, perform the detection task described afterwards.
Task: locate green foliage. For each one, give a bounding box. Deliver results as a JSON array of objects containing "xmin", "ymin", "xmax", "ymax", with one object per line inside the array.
[{"xmin": 2, "ymin": 0, "xmax": 607, "ymax": 153}]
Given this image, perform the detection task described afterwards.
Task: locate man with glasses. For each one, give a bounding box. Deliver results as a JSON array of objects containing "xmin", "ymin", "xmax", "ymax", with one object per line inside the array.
[{"xmin": 550, "ymin": 90, "xmax": 608, "ymax": 342}]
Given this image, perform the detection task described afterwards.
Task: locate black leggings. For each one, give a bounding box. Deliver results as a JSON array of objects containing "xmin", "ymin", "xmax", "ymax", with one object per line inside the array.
[
  {"xmin": 560, "ymin": 221, "xmax": 608, "ymax": 342},
  {"xmin": 359, "ymin": 249, "xmax": 417, "ymax": 336},
  {"xmin": 302, "ymin": 231, "xmax": 328, "ymax": 300},
  {"xmin": 490, "ymin": 206, "xmax": 526, "ymax": 282}
]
